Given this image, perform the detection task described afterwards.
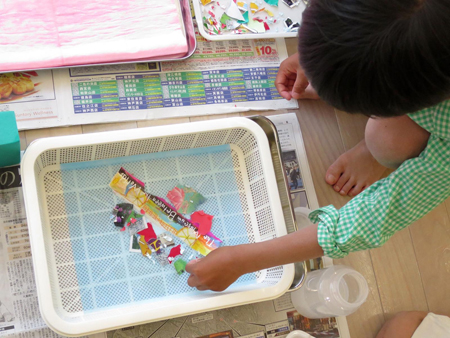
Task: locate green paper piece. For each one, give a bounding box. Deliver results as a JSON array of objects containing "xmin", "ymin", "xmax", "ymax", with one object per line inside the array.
[
  {"xmin": 220, "ymin": 13, "xmax": 232, "ymax": 25},
  {"xmin": 248, "ymin": 19, "xmax": 266, "ymax": 33},
  {"xmin": 125, "ymin": 210, "xmax": 142, "ymax": 225},
  {"xmin": 0, "ymin": 111, "xmax": 20, "ymax": 168},
  {"xmin": 174, "ymin": 259, "xmax": 188, "ymax": 275},
  {"xmin": 264, "ymin": 0, "xmax": 279, "ymax": 6},
  {"xmin": 238, "ymin": 11, "xmax": 249, "ymax": 24},
  {"xmin": 131, "ymin": 235, "xmax": 140, "ymax": 250}
]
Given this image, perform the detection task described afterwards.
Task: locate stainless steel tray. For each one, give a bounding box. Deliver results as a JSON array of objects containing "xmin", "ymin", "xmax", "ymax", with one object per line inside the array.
[{"xmin": 249, "ymin": 115, "xmax": 307, "ymax": 292}]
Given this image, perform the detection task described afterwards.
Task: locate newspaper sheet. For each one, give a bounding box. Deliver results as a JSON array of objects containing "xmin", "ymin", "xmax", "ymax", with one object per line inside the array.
[
  {"xmin": 0, "ymin": 165, "xmax": 105, "ymax": 338},
  {"xmin": 1, "ymin": 35, "xmax": 297, "ymax": 131},
  {"xmin": 0, "ymin": 71, "xmax": 62, "ymax": 130},
  {"xmin": 0, "ymin": 165, "xmax": 62, "ymax": 337}
]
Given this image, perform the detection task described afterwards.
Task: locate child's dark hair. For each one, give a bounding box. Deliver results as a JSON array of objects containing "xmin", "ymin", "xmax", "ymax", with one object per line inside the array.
[{"xmin": 298, "ymin": 0, "xmax": 450, "ymax": 117}]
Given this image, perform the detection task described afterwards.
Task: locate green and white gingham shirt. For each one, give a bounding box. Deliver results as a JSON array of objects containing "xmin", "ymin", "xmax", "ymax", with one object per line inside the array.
[{"xmin": 309, "ymin": 99, "xmax": 450, "ymax": 258}]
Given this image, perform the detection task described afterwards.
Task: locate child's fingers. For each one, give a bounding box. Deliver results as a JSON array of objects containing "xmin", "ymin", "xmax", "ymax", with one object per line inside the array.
[
  {"xmin": 187, "ymin": 274, "xmax": 200, "ymax": 288},
  {"xmin": 185, "ymin": 258, "xmax": 201, "ymax": 273},
  {"xmin": 274, "ymin": 73, "xmax": 292, "ymax": 99},
  {"xmin": 291, "ymin": 74, "xmax": 309, "ymax": 99}
]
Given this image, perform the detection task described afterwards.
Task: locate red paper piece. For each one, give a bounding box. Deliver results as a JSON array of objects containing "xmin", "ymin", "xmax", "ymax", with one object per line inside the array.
[
  {"xmin": 120, "ymin": 227, "xmax": 126, "ymax": 232},
  {"xmin": 138, "ymin": 223, "xmax": 157, "ymax": 242},
  {"xmin": 191, "ymin": 210, "xmax": 214, "ymax": 236},
  {"xmin": 168, "ymin": 244, "xmax": 182, "ymax": 263},
  {"xmin": 263, "ymin": 22, "xmax": 270, "ymax": 31}
]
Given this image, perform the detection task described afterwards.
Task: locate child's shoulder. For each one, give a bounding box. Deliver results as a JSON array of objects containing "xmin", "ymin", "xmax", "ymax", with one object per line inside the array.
[{"xmin": 408, "ymin": 99, "xmax": 450, "ymax": 139}]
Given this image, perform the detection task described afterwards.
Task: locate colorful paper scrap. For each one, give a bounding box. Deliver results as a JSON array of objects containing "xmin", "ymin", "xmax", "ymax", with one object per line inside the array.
[
  {"xmin": 168, "ymin": 244, "xmax": 183, "ymax": 263},
  {"xmin": 166, "ymin": 184, "xmax": 205, "ymax": 215},
  {"xmin": 191, "ymin": 211, "xmax": 214, "ymax": 236},
  {"xmin": 264, "ymin": 0, "xmax": 278, "ymax": 6},
  {"xmin": 138, "ymin": 223, "xmax": 157, "ymax": 242},
  {"xmin": 138, "ymin": 235, "xmax": 152, "ymax": 256},
  {"xmin": 110, "ymin": 168, "xmax": 221, "ymax": 256},
  {"xmin": 148, "ymin": 238, "xmax": 163, "ymax": 254},
  {"xmin": 174, "ymin": 259, "xmax": 188, "ymax": 275},
  {"xmin": 226, "ymin": 0, "xmax": 245, "ymax": 21}
]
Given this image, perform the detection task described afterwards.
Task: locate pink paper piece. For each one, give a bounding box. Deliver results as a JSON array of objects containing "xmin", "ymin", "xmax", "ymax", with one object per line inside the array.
[
  {"xmin": 138, "ymin": 223, "xmax": 157, "ymax": 242},
  {"xmin": 166, "ymin": 186, "xmax": 185, "ymax": 211},
  {"xmin": 168, "ymin": 244, "xmax": 182, "ymax": 264},
  {"xmin": 191, "ymin": 211, "xmax": 214, "ymax": 236}
]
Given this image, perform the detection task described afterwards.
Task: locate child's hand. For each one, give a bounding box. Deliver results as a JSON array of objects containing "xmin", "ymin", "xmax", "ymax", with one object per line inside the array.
[
  {"xmin": 275, "ymin": 53, "xmax": 319, "ymax": 100},
  {"xmin": 186, "ymin": 225, "xmax": 324, "ymax": 292},
  {"xmin": 186, "ymin": 246, "xmax": 245, "ymax": 292}
]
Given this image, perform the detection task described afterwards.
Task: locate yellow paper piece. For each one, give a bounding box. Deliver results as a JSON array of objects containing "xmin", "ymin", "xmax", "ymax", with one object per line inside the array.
[
  {"xmin": 237, "ymin": 1, "xmax": 245, "ymax": 7},
  {"xmin": 128, "ymin": 187, "xmax": 148, "ymax": 207},
  {"xmin": 201, "ymin": 0, "xmax": 212, "ymax": 5},
  {"xmin": 265, "ymin": 9, "xmax": 274, "ymax": 16},
  {"xmin": 250, "ymin": 2, "xmax": 259, "ymax": 13},
  {"xmin": 177, "ymin": 227, "xmax": 197, "ymax": 246},
  {"xmin": 138, "ymin": 235, "xmax": 152, "ymax": 256}
]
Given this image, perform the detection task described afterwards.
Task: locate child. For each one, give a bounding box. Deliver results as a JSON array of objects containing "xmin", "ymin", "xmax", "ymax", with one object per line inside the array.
[{"xmin": 185, "ymin": 0, "xmax": 450, "ymax": 297}]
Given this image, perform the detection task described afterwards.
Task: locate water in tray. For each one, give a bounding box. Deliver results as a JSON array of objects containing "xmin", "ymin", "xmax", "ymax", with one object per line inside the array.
[{"xmin": 45, "ymin": 145, "xmax": 256, "ymax": 312}]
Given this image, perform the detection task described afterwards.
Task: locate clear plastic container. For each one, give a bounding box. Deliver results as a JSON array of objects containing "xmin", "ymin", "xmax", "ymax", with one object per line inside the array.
[
  {"xmin": 287, "ymin": 330, "xmax": 314, "ymax": 338},
  {"xmin": 291, "ymin": 265, "xmax": 369, "ymax": 318}
]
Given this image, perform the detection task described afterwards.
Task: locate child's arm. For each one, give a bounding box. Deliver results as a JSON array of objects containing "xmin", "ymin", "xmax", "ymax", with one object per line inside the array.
[{"xmin": 185, "ymin": 224, "xmax": 323, "ymax": 291}]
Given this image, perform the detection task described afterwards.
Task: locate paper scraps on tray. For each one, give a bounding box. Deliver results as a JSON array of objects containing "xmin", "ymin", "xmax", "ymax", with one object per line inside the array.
[
  {"xmin": 281, "ymin": 0, "xmax": 301, "ymax": 7},
  {"xmin": 226, "ymin": 1, "xmax": 245, "ymax": 21},
  {"xmin": 112, "ymin": 203, "xmax": 134, "ymax": 227},
  {"xmin": 127, "ymin": 211, "xmax": 147, "ymax": 235},
  {"xmin": 138, "ymin": 235, "xmax": 152, "ymax": 257},
  {"xmin": 191, "ymin": 211, "xmax": 214, "ymax": 236},
  {"xmin": 201, "ymin": 0, "xmax": 301, "ymax": 35},
  {"xmin": 166, "ymin": 184, "xmax": 205, "ymax": 215},
  {"xmin": 159, "ymin": 233, "xmax": 175, "ymax": 247},
  {"xmin": 138, "ymin": 223, "xmax": 157, "ymax": 242},
  {"xmin": 110, "ymin": 167, "xmax": 221, "ymax": 256},
  {"xmin": 248, "ymin": 19, "xmax": 266, "ymax": 33},
  {"xmin": 174, "ymin": 259, "xmax": 188, "ymax": 275},
  {"xmin": 264, "ymin": 0, "xmax": 278, "ymax": 6},
  {"xmin": 148, "ymin": 238, "xmax": 163, "ymax": 254},
  {"xmin": 168, "ymin": 244, "xmax": 183, "ymax": 264}
]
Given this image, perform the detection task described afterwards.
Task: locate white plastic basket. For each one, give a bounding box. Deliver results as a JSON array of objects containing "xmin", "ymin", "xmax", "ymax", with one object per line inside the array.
[{"xmin": 21, "ymin": 117, "xmax": 294, "ymax": 337}]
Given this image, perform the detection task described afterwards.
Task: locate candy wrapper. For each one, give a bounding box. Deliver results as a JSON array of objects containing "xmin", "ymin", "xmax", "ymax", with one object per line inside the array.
[{"xmin": 110, "ymin": 168, "xmax": 221, "ymax": 256}]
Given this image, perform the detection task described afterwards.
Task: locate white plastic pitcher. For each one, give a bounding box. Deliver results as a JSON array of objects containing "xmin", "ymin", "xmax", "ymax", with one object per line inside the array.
[{"xmin": 291, "ymin": 265, "xmax": 369, "ymax": 319}]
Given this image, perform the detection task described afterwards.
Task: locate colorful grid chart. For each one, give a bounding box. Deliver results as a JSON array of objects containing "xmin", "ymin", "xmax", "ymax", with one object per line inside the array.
[{"xmin": 72, "ymin": 67, "xmax": 282, "ymax": 113}]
